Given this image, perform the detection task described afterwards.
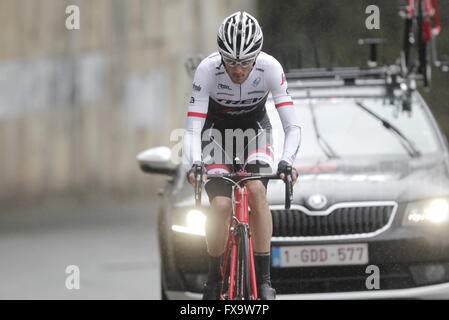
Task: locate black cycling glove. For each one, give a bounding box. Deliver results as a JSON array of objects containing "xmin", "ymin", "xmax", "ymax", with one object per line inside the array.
[
  {"xmin": 277, "ymin": 160, "xmax": 297, "ymax": 177},
  {"xmin": 186, "ymin": 161, "xmax": 205, "ymax": 181},
  {"xmin": 277, "ymin": 160, "xmax": 291, "ymax": 176}
]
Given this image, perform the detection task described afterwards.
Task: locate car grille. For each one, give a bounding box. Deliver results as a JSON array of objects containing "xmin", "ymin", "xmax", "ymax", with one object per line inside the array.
[{"xmin": 271, "ymin": 204, "xmax": 395, "ymax": 238}]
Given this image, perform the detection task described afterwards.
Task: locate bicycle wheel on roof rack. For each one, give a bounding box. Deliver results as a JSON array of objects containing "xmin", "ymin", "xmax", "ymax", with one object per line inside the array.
[
  {"xmin": 401, "ymin": 6, "xmax": 413, "ymax": 73},
  {"xmin": 416, "ymin": 0, "xmax": 431, "ymax": 88},
  {"xmin": 401, "ymin": 0, "xmax": 431, "ymax": 88}
]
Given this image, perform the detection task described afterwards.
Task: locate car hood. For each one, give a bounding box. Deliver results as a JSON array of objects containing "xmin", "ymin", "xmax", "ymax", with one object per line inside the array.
[
  {"xmin": 269, "ymin": 155, "xmax": 449, "ymax": 208},
  {"xmin": 172, "ymin": 155, "xmax": 449, "ymax": 209}
]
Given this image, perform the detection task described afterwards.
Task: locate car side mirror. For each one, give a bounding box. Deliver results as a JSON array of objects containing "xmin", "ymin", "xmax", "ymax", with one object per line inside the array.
[{"xmin": 137, "ymin": 146, "xmax": 178, "ymax": 175}]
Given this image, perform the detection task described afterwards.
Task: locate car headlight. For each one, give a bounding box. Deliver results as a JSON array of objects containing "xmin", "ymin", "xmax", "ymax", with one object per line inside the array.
[
  {"xmin": 403, "ymin": 199, "xmax": 449, "ymax": 226},
  {"xmin": 172, "ymin": 209, "xmax": 207, "ymax": 236}
]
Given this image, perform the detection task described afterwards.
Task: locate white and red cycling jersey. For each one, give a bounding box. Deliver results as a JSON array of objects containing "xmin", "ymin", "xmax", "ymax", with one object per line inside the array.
[{"xmin": 183, "ymin": 51, "xmax": 301, "ymax": 168}]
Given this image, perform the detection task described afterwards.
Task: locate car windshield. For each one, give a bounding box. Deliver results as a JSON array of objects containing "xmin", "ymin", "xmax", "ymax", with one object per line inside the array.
[{"xmin": 269, "ymin": 94, "xmax": 441, "ymax": 160}]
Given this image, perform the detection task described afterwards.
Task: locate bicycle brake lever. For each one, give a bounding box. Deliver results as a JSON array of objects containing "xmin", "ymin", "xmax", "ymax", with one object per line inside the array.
[
  {"xmin": 284, "ymin": 167, "xmax": 293, "ymax": 210},
  {"xmin": 194, "ymin": 164, "xmax": 203, "ymax": 207}
]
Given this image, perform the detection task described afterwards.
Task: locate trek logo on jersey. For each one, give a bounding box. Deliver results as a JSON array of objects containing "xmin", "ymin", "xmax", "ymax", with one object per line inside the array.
[
  {"xmin": 280, "ymin": 73, "xmax": 285, "ymax": 86},
  {"xmin": 192, "ymin": 83, "xmax": 202, "ymax": 92},
  {"xmin": 219, "ymin": 105, "xmax": 259, "ymax": 116},
  {"xmin": 218, "ymin": 83, "xmax": 232, "ymax": 91},
  {"xmin": 216, "ymin": 97, "xmax": 263, "ymax": 105}
]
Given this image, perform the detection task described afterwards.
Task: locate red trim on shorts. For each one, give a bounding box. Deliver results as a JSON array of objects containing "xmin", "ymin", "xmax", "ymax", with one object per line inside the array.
[
  {"xmin": 187, "ymin": 112, "xmax": 207, "ymax": 118},
  {"xmin": 244, "ymin": 149, "xmax": 274, "ymax": 163},
  {"xmin": 206, "ymin": 164, "xmax": 231, "ymax": 172},
  {"xmin": 275, "ymin": 101, "xmax": 294, "ymax": 108}
]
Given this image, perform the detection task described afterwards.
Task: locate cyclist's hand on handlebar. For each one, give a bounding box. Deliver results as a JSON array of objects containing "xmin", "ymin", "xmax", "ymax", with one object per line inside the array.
[
  {"xmin": 278, "ymin": 171, "xmax": 298, "ymax": 184},
  {"xmin": 187, "ymin": 172, "xmax": 207, "ymax": 185},
  {"xmin": 277, "ymin": 160, "xmax": 298, "ymax": 184},
  {"xmin": 186, "ymin": 162, "xmax": 207, "ymax": 185}
]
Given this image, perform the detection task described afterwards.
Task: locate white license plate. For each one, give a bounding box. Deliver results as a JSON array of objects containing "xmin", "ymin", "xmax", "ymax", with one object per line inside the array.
[{"xmin": 272, "ymin": 243, "xmax": 369, "ymax": 267}]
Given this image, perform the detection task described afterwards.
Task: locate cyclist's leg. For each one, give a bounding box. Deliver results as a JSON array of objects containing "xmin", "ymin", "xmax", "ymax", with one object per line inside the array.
[
  {"xmin": 243, "ymin": 123, "xmax": 274, "ymax": 253},
  {"xmin": 201, "ymin": 125, "xmax": 234, "ymax": 299},
  {"xmin": 245, "ymin": 180, "xmax": 276, "ymax": 299},
  {"xmin": 202, "ymin": 128, "xmax": 234, "ymax": 257},
  {"xmin": 202, "ymin": 178, "xmax": 233, "ymax": 300},
  {"xmin": 244, "ymin": 174, "xmax": 276, "ymax": 299},
  {"xmin": 205, "ymin": 179, "xmax": 232, "ymax": 257},
  {"xmin": 242, "ymin": 124, "xmax": 276, "ymax": 300}
]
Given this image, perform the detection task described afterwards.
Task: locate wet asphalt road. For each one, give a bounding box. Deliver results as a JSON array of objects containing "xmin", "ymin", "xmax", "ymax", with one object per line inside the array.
[{"xmin": 0, "ymin": 198, "xmax": 160, "ymax": 299}]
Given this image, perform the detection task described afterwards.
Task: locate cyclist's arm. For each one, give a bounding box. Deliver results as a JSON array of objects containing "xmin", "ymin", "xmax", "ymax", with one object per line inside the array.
[
  {"xmin": 267, "ymin": 57, "xmax": 301, "ymax": 165},
  {"xmin": 182, "ymin": 59, "xmax": 212, "ymax": 169}
]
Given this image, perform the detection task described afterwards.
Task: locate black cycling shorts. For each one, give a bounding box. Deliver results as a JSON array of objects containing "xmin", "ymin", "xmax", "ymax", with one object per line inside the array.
[{"xmin": 201, "ymin": 113, "xmax": 274, "ymax": 200}]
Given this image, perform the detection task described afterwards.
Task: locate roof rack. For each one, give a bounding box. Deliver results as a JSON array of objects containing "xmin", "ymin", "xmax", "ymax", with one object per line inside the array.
[
  {"xmin": 285, "ymin": 64, "xmax": 421, "ymax": 112},
  {"xmin": 286, "ymin": 66, "xmax": 396, "ymax": 81},
  {"xmin": 285, "ymin": 64, "xmax": 423, "ymax": 90}
]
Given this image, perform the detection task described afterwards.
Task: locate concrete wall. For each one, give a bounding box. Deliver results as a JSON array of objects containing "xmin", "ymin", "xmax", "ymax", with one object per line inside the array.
[{"xmin": 0, "ymin": 0, "xmax": 256, "ymax": 205}]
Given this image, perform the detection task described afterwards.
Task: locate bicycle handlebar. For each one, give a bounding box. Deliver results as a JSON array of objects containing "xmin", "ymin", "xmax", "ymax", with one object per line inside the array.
[
  {"xmin": 194, "ymin": 171, "xmax": 294, "ymax": 209},
  {"xmin": 207, "ymin": 172, "xmax": 279, "ymax": 180}
]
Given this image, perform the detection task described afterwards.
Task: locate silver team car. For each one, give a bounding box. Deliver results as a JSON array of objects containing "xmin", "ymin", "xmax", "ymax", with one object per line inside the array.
[{"xmin": 138, "ymin": 66, "xmax": 449, "ymax": 299}]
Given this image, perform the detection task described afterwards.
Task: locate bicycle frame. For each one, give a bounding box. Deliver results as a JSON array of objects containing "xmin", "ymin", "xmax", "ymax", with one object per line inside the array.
[
  {"xmin": 220, "ymin": 184, "xmax": 258, "ymax": 300},
  {"xmin": 196, "ymin": 171, "xmax": 291, "ymax": 300}
]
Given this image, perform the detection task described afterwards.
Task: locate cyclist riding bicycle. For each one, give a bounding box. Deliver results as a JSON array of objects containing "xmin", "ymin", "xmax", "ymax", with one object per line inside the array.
[{"xmin": 183, "ymin": 11, "xmax": 301, "ymax": 300}]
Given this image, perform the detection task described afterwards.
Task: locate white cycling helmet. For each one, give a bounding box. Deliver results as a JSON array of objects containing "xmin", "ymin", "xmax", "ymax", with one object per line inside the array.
[{"xmin": 217, "ymin": 11, "xmax": 263, "ymax": 60}]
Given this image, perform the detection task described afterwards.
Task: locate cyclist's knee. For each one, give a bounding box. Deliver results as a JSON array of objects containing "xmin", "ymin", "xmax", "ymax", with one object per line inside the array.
[
  {"xmin": 246, "ymin": 181, "xmax": 267, "ymax": 198},
  {"xmin": 211, "ymin": 196, "xmax": 232, "ymax": 216}
]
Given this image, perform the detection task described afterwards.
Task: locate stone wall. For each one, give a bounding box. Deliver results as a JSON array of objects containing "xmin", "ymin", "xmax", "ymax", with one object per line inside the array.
[{"xmin": 0, "ymin": 0, "xmax": 256, "ymax": 204}]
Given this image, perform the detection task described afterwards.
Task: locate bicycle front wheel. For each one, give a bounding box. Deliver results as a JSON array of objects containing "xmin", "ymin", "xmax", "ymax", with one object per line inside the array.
[{"xmin": 236, "ymin": 226, "xmax": 252, "ymax": 300}]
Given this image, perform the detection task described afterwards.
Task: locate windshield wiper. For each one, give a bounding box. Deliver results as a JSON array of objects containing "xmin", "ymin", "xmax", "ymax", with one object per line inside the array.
[
  {"xmin": 308, "ymin": 99, "xmax": 339, "ymax": 159},
  {"xmin": 355, "ymin": 101, "xmax": 421, "ymax": 158}
]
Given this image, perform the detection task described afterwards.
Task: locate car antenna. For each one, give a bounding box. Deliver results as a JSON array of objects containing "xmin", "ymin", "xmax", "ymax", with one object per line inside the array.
[
  {"xmin": 313, "ymin": 42, "xmax": 321, "ymax": 68},
  {"xmin": 358, "ymin": 38, "xmax": 386, "ymax": 68}
]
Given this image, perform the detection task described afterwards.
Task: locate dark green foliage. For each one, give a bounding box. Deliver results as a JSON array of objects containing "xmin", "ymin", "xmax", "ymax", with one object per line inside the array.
[{"xmin": 258, "ymin": 0, "xmax": 449, "ymax": 135}]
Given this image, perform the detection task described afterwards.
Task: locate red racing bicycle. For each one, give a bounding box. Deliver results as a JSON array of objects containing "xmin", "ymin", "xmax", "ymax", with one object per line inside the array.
[{"xmin": 194, "ymin": 169, "xmax": 293, "ymax": 300}]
